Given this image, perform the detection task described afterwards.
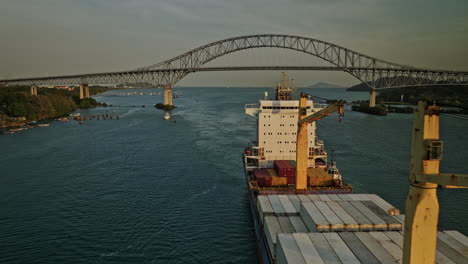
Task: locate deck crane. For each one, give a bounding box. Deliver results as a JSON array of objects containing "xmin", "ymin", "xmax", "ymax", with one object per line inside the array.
[
  {"xmin": 295, "ymin": 93, "xmax": 345, "ymax": 190},
  {"xmin": 403, "ymin": 102, "xmax": 468, "ymax": 264}
]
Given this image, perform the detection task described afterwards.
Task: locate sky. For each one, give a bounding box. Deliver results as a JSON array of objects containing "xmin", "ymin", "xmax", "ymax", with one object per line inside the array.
[{"xmin": 0, "ymin": 0, "xmax": 467, "ymax": 87}]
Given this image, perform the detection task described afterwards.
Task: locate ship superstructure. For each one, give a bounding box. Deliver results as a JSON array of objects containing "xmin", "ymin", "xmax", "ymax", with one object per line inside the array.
[
  {"xmin": 244, "ymin": 73, "xmax": 328, "ymax": 169},
  {"xmin": 243, "ymin": 73, "xmax": 344, "ymax": 190}
]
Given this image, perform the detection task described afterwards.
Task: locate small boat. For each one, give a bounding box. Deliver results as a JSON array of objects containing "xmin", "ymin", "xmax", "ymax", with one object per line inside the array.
[
  {"xmin": 38, "ymin": 124, "xmax": 50, "ymax": 127},
  {"xmin": 9, "ymin": 128, "xmax": 26, "ymax": 132},
  {"xmin": 57, "ymin": 117, "xmax": 70, "ymax": 122},
  {"xmin": 163, "ymin": 113, "xmax": 171, "ymax": 120}
]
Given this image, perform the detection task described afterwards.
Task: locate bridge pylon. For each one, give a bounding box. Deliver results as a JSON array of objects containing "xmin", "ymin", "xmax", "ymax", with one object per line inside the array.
[
  {"xmin": 369, "ymin": 88, "xmax": 377, "ymax": 107},
  {"xmin": 164, "ymin": 87, "xmax": 173, "ymax": 106},
  {"xmin": 30, "ymin": 85, "xmax": 38, "ymax": 96},
  {"xmin": 79, "ymin": 84, "xmax": 90, "ymax": 99}
]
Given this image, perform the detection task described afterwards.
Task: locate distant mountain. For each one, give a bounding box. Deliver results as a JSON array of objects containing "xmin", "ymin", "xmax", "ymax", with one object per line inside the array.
[
  {"xmin": 304, "ymin": 82, "xmax": 344, "ymax": 89},
  {"xmin": 347, "ymin": 82, "xmax": 372, "ymax": 92}
]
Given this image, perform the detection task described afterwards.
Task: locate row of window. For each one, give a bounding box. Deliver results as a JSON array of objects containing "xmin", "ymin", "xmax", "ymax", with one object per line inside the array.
[
  {"xmin": 264, "ymin": 150, "xmax": 318, "ymax": 154},
  {"xmin": 263, "ymin": 123, "xmax": 300, "ymax": 127},
  {"xmin": 263, "ymin": 132, "xmax": 297, "ymax": 135},
  {"xmin": 262, "ymin": 106, "xmax": 311, "ymax": 109},
  {"xmin": 264, "ymin": 150, "xmax": 298, "ymax": 153},
  {"xmin": 261, "ymin": 132, "xmax": 313, "ymax": 136},
  {"xmin": 263, "ymin": 115, "xmax": 297, "ymax": 118},
  {"xmin": 262, "ymin": 141, "xmax": 313, "ymax": 144}
]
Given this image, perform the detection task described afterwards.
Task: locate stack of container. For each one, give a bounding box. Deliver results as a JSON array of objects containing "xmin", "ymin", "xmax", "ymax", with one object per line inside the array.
[
  {"xmin": 256, "ymin": 160, "xmax": 335, "ymax": 187},
  {"xmin": 254, "ymin": 169, "xmax": 272, "ymax": 187},
  {"xmin": 274, "ymin": 160, "xmax": 296, "ymax": 184},
  {"xmin": 255, "ymin": 169, "xmax": 289, "ymax": 187}
]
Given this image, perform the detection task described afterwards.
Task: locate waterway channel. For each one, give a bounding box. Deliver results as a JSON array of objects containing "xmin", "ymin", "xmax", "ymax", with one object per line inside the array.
[{"xmin": 0, "ymin": 87, "xmax": 467, "ymax": 263}]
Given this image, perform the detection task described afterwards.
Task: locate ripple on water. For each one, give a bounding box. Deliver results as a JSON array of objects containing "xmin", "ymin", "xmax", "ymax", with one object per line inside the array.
[{"xmin": 1, "ymin": 88, "xmax": 466, "ymax": 263}]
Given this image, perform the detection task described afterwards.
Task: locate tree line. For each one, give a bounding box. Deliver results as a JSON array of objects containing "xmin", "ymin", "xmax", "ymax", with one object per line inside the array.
[{"xmin": 0, "ymin": 85, "xmax": 111, "ymax": 121}]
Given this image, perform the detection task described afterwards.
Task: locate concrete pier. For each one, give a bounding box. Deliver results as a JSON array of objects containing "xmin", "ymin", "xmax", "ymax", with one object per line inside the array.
[
  {"xmin": 369, "ymin": 89, "xmax": 376, "ymax": 107},
  {"xmin": 164, "ymin": 87, "xmax": 173, "ymax": 106},
  {"xmin": 79, "ymin": 84, "xmax": 90, "ymax": 99},
  {"xmin": 30, "ymin": 85, "xmax": 38, "ymax": 96}
]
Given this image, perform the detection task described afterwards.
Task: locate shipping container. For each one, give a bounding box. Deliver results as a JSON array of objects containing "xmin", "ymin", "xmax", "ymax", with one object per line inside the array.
[
  {"xmin": 288, "ymin": 160, "xmax": 296, "ymax": 168},
  {"xmin": 264, "ymin": 176, "xmax": 272, "ymax": 187},
  {"xmin": 274, "ymin": 160, "xmax": 295, "ymax": 177},
  {"xmin": 255, "ymin": 169, "xmax": 273, "ymax": 187},
  {"xmin": 257, "ymin": 175, "xmax": 273, "ymax": 187},
  {"xmin": 307, "ymin": 168, "xmax": 333, "ymax": 186},
  {"xmin": 255, "ymin": 169, "xmax": 270, "ymax": 178},
  {"xmin": 267, "ymin": 169, "xmax": 278, "ymax": 177},
  {"xmin": 271, "ymin": 176, "xmax": 288, "ymax": 186}
]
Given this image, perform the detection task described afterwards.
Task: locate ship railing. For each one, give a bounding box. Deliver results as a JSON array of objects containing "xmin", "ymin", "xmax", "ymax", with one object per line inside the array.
[
  {"xmin": 246, "ymin": 164, "xmax": 259, "ymax": 170},
  {"xmin": 313, "ymin": 103, "xmax": 328, "ymax": 109},
  {"xmin": 314, "ymin": 151, "xmax": 327, "ymax": 156},
  {"xmin": 315, "ymin": 163, "xmax": 326, "ymax": 167},
  {"xmin": 245, "ymin": 104, "xmax": 259, "ymax": 109}
]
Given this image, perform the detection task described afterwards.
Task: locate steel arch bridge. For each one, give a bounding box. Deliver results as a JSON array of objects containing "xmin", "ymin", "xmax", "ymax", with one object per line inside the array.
[{"xmin": 2, "ymin": 34, "xmax": 468, "ymax": 106}]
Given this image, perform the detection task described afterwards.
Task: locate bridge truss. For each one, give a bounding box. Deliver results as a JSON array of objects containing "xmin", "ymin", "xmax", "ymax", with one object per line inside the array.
[{"xmin": 1, "ymin": 34, "xmax": 467, "ymax": 105}]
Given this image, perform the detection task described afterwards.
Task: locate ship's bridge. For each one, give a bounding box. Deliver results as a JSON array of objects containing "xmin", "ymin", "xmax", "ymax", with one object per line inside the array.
[{"xmin": 245, "ymin": 99, "xmax": 327, "ymax": 118}]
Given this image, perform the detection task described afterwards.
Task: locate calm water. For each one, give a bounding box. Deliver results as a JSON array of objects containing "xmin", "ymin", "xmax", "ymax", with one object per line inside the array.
[{"xmin": 0, "ymin": 88, "xmax": 467, "ymax": 263}]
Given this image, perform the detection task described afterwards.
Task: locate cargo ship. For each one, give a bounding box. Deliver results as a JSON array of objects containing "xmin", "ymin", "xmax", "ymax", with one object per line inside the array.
[{"xmin": 242, "ymin": 74, "xmax": 468, "ymax": 264}]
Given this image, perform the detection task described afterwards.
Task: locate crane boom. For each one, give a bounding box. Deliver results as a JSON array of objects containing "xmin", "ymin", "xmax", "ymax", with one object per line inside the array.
[
  {"xmin": 295, "ymin": 93, "xmax": 345, "ymax": 190},
  {"xmin": 299, "ymin": 100, "xmax": 345, "ymax": 124}
]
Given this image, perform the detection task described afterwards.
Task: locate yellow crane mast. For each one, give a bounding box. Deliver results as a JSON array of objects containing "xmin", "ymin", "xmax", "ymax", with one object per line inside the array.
[
  {"xmin": 403, "ymin": 102, "xmax": 468, "ymax": 263},
  {"xmin": 295, "ymin": 93, "xmax": 344, "ymax": 190}
]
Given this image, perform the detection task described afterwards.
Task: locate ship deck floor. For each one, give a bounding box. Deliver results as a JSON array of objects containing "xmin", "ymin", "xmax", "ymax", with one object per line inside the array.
[{"xmin": 256, "ymin": 194, "xmax": 468, "ymax": 264}]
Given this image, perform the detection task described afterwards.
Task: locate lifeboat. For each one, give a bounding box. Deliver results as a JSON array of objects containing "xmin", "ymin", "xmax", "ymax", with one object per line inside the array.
[{"xmin": 244, "ymin": 147, "xmax": 252, "ymax": 155}]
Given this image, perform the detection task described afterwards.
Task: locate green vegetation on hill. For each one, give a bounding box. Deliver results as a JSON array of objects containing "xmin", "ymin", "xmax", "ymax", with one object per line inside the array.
[
  {"xmin": 377, "ymin": 86, "xmax": 468, "ymax": 109},
  {"xmin": 347, "ymin": 77, "xmax": 468, "ymax": 110},
  {"xmin": 0, "ymin": 85, "xmax": 112, "ymax": 127},
  {"xmin": 351, "ymin": 104, "xmax": 387, "ymax": 116}
]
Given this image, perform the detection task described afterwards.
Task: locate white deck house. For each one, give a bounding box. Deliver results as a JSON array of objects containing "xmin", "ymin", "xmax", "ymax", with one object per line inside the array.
[{"xmin": 245, "ymin": 98, "xmax": 328, "ymax": 169}]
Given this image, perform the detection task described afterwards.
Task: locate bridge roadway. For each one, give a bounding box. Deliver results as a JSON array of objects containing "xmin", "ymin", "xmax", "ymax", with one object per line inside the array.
[{"xmin": 1, "ymin": 34, "xmax": 468, "ymax": 106}]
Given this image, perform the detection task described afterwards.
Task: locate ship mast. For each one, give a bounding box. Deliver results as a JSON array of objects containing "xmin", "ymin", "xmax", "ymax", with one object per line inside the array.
[{"xmin": 275, "ymin": 72, "xmax": 294, "ymax": 101}]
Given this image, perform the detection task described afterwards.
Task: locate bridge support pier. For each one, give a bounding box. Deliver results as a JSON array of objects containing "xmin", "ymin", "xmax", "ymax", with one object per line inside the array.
[
  {"xmin": 164, "ymin": 87, "xmax": 173, "ymax": 106},
  {"xmin": 79, "ymin": 84, "xmax": 90, "ymax": 99},
  {"xmin": 30, "ymin": 85, "xmax": 38, "ymax": 96},
  {"xmin": 369, "ymin": 88, "xmax": 376, "ymax": 107}
]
